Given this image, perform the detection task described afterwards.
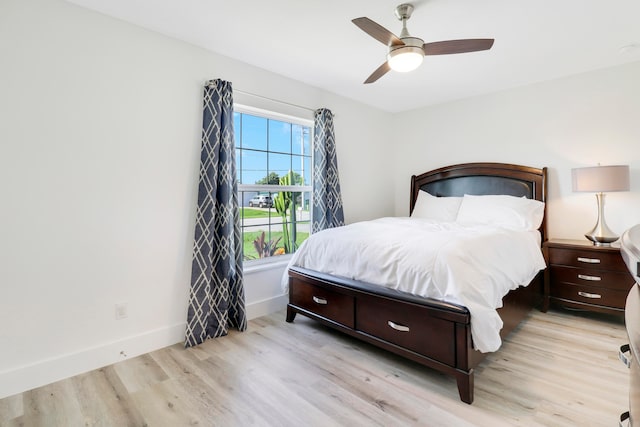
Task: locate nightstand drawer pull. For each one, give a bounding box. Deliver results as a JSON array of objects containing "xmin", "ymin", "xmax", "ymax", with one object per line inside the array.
[
  {"xmin": 577, "ymin": 291, "xmax": 602, "ymax": 299},
  {"xmin": 387, "ymin": 321, "xmax": 410, "ymax": 332},
  {"xmin": 577, "ymin": 256, "xmax": 601, "ymax": 264},
  {"xmin": 577, "ymin": 274, "xmax": 602, "ymax": 281},
  {"xmin": 312, "ymin": 296, "xmax": 328, "ymax": 305}
]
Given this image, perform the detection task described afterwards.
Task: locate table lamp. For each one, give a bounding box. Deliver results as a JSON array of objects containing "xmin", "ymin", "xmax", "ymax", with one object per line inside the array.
[{"xmin": 572, "ymin": 164, "xmax": 630, "ymax": 246}]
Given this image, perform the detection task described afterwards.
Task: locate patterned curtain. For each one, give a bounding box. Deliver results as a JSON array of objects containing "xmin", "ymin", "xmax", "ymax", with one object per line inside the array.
[
  {"xmin": 312, "ymin": 108, "xmax": 345, "ymax": 232},
  {"xmin": 185, "ymin": 79, "xmax": 247, "ymax": 348}
]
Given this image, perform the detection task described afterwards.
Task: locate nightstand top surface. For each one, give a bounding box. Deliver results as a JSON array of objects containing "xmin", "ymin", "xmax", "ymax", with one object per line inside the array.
[{"xmin": 544, "ymin": 238, "xmax": 621, "ymax": 252}]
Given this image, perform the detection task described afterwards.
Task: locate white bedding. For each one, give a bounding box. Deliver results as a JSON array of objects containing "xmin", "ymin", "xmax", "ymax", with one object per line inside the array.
[{"xmin": 283, "ymin": 217, "xmax": 546, "ymax": 353}]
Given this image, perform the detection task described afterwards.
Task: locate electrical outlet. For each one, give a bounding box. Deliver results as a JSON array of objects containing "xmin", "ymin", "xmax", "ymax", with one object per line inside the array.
[{"xmin": 115, "ymin": 302, "xmax": 128, "ymax": 320}]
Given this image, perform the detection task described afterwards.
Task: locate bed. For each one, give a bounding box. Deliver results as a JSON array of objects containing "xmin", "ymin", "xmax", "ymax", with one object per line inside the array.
[{"xmin": 284, "ymin": 162, "xmax": 547, "ymax": 404}]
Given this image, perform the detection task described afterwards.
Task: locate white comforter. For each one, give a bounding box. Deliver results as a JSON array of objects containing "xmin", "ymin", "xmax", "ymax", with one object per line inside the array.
[{"xmin": 283, "ymin": 217, "xmax": 546, "ymax": 353}]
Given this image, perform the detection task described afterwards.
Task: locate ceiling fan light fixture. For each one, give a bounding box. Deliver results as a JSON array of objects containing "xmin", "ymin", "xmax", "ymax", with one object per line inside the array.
[{"xmin": 387, "ymin": 46, "xmax": 424, "ymax": 72}]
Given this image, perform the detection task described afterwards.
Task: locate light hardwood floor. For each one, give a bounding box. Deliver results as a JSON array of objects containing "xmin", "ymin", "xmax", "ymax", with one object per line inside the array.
[{"xmin": 0, "ymin": 307, "xmax": 629, "ymax": 426}]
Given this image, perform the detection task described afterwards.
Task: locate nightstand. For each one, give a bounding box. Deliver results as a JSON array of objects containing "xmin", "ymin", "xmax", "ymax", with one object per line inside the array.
[{"xmin": 543, "ymin": 239, "xmax": 636, "ymax": 315}]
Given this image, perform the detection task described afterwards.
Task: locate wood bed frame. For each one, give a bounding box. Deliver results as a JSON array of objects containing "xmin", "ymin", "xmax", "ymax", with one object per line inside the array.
[{"xmin": 285, "ymin": 162, "xmax": 547, "ymax": 404}]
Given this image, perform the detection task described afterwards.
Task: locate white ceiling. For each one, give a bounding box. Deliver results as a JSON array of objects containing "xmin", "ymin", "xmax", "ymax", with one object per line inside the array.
[{"xmin": 66, "ymin": 0, "xmax": 640, "ymax": 113}]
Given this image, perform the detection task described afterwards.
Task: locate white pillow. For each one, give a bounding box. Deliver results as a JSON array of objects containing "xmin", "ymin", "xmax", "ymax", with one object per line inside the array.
[
  {"xmin": 411, "ymin": 190, "xmax": 462, "ymax": 222},
  {"xmin": 456, "ymin": 194, "xmax": 545, "ymax": 230}
]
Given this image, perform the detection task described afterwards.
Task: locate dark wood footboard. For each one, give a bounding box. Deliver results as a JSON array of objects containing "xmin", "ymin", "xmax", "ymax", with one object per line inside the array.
[{"xmin": 286, "ymin": 266, "xmax": 543, "ymax": 404}]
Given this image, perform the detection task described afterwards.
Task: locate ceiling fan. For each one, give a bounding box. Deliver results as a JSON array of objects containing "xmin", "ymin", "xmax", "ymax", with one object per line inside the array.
[{"xmin": 352, "ymin": 3, "xmax": 494, "ymax": 84}]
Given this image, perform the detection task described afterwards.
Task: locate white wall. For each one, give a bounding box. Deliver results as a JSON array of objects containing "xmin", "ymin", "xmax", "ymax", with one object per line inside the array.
[
  {"xmin": 391, "ymin": 61, "xmax": 640, "ymax": 239},
  {"xmin": 0, "ymin": 0, "xmax": 393, "ymax": 398}
]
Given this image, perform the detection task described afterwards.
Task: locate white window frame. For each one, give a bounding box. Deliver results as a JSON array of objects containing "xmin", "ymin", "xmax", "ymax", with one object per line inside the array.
[{"xmin": 235, "ymin": 104, "xmax": 313, "ymax": 266}]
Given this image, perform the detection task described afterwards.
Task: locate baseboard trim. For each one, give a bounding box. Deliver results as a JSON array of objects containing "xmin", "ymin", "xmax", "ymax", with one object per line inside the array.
[
  {"xmin": 246, "ymin": 293, "xmax": 288, "ymax": 321},
  {"xmin": 0, "ymin": 322, "xmax": 186, "ymax": 400},
  {"xmin": 0, "ymin": 294, "xmax": 288, "ymax": 399}
]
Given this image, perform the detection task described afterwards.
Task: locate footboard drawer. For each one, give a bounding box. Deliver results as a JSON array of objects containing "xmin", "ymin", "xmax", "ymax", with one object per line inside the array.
[
  {"xmin": 289, "ymin": 278, "xmax": 355, "ymax": 328},
  {"xmin": 355, "ymin": 296, "xmax": 456, "ymax": 366}
]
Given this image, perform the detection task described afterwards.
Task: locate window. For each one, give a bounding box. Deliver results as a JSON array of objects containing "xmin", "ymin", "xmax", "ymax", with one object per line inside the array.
[{"xmin": 235, "ymin": 105, "xmax": 313, "ymax": 262}]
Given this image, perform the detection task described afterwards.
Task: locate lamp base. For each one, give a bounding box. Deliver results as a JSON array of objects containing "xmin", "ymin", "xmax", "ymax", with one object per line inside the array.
[
  {"xmin": 584, "ymin": 234, "xmax": 618, "ymax": 247},
  {"xmin": 584, "ymin": 192, "xmax": 619, "ymax": 246}
]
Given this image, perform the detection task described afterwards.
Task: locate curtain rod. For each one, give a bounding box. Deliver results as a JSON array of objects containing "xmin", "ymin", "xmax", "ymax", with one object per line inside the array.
[{"xmin": 233, "ymin": 89, "xmax": 316, "ymax": 113}]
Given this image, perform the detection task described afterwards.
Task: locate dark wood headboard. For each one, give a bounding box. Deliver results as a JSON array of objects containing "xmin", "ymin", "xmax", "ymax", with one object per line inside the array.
[{"xmin": 410, "ymin": 162, "xmax": 547, "ymax": 241}]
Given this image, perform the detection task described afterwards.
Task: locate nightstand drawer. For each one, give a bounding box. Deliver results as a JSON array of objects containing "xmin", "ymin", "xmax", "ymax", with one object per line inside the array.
[
  {"xmin": 289, "ymin": 278, "xmax": 355, "ymax": 328},
  {"xmin": 549, "ymin": 247, "xmax": 629, "ymax": 272},
  {"xmin": 550, "ymin": 282, "xmax": 628, "ymax": 309},
  {"xmin": 550, "ymin": 266, "xmax": 635, "ymax": 291}
]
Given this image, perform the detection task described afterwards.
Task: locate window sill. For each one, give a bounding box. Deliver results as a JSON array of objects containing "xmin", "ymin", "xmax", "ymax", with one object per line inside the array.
[{"xmin": 244, "ymin": 256, "xmax": 292, "ymax": 275}]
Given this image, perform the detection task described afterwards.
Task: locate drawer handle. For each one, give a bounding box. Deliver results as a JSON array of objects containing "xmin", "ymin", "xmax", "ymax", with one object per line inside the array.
[
  {"xmin": 577, "ymin": 274, "xmax": 602, "ymax": 281},
  {"xmin": 620, "ymin": 344, "xmax": 632, "ymax": 368},
  {"xmin": 312, "ymin": 296, "xmax": 328, "ymax": 305},
  {"xmin": 620, "ymin": 411, "xmax": 630, "ymax": 427},
  {"xmin": 387, "ymin": 321, "xmax": 410, "ymax": 332},
  {"xmin": 577, "ymin": 291, "xmax": 601, "ymax": 299},
  {"xmin": 577, "ymin": 257, "xmax": 601, "ymax": 264}
]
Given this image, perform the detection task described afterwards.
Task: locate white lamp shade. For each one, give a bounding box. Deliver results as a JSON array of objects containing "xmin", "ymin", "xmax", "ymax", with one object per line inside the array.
[
  {"xmin": 572, "ymin": 165, "xmax": 630, "ymax": 192},
  {"xmin": 387, "ymin": 46, "xmax": 424, "ymax": 72}
]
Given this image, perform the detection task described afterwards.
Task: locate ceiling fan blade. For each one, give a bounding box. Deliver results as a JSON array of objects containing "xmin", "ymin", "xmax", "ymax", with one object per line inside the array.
[
  {"xmin": 423, "ymin": 39, "xmax": 494, "ymax": 55},
  {"xmin": 364, "ymin": 62, "xmax": 391, "ymax": 84},
  {"xmin": 352, "ymin": 17, "xmax": 404, "ymax": 47}
]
